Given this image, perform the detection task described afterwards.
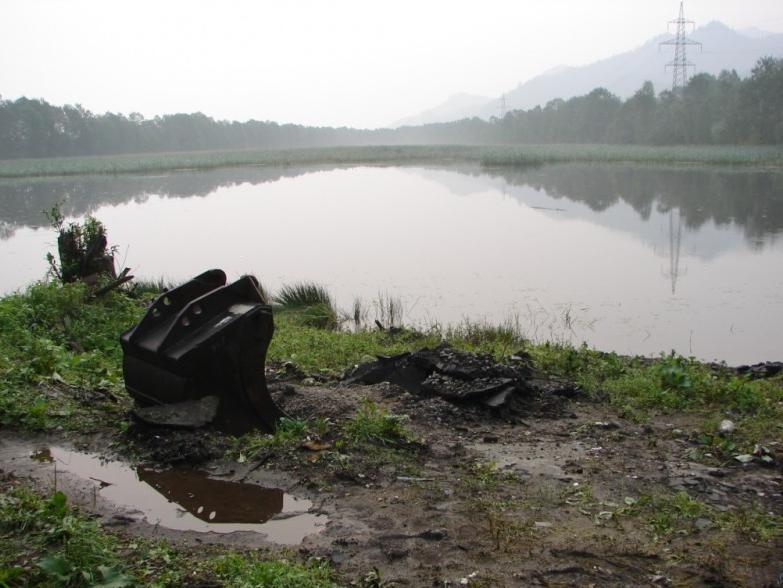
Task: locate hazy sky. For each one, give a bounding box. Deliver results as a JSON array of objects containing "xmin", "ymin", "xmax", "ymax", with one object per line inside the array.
[{"xmin": 2, "ymin": 1, "xmax": 782, "ymax": 128}]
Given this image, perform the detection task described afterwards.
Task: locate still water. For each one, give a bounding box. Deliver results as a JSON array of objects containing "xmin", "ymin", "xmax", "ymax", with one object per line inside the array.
[{"xmin": 1, "ymin": 163, "xmax": 781, "ymax": 364}]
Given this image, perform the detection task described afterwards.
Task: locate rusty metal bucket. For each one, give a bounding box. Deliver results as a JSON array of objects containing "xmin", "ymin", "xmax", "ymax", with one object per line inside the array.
[{"xmin": 120, "ymin": 269, "xmax": 284, "ymax": 434}]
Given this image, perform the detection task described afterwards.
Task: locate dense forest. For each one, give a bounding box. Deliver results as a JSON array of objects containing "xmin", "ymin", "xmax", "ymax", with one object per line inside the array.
[{"xmin": 1, "ymin": 57, "xmax": 781, "ymax": 159}]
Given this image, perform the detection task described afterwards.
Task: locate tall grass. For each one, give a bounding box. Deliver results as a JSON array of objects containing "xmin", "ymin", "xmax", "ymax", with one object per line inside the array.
[
  {"xmin": 0, "ymin": 145, "xmax": 480, "ymax": 178},
  {"xmin": 479, "ymin": 144, "xmax": 783, "ymax": 168},
  {"xmin": 273, "ymin": 282, "xmax": 337, "ymax": 330},
  {"xmin": 2, "ymin": 144, "xmax": 782, "ymax": 179},
  {"xmin": 374, "ymin": 292, "xmax": 404, "ymax": 329},
  {"xmin": 274, "ymin": 282, "xmax": 333, "ymax": 309}
]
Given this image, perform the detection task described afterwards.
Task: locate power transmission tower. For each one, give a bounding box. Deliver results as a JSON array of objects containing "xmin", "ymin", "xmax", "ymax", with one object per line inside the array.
[
  {"xmin": 498, "ymin": 94, "xmax": 507, "ymax": 119},
  {"xmin": 659, "ymin": 1, "xmax": 702, "ymax": 90},
  {"xmin": 661, "ymin": 208, "xmax": 687, "ymax": 295}
]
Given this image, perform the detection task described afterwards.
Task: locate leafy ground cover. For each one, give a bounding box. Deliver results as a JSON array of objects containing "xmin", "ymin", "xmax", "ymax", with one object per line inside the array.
[{"xmin": 0, "ymin": 480, "xmax": 341, "ymax": 587}]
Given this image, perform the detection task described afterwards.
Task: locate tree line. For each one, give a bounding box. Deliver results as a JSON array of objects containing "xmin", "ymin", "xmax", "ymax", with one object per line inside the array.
[{"xmin": 1, "ymin": 57, "xmax": 781, "ymax": 159}]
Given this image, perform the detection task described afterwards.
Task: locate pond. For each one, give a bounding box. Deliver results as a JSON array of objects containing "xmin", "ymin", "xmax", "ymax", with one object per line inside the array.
[{"xmin": 0, "ymin": 163, "xmax": 781, "ymax": 364}]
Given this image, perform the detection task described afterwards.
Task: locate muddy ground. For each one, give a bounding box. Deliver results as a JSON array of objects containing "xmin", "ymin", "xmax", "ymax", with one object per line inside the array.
[{"xmin": 2, "ymin": 380, "xmax": 782, "ymax": 587}]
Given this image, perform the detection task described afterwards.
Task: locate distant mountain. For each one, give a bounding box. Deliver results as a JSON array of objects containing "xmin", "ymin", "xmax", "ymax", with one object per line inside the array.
[
  {"xmin": 393, "ymin": 22, "xmax": 783, "ymax": 127},
  {"xmin": 392, "ymin": 93, "xmax": 490, "ymax": 127}
]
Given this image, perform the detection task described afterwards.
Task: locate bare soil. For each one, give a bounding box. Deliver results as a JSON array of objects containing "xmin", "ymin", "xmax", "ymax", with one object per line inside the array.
[{"xmin": 3, "ymin": 381, "xmax": 782, "ymax": 587}]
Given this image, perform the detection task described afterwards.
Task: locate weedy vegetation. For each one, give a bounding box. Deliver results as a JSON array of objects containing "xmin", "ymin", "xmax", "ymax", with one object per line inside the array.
[
  {"xmin": 2, "ymin": 144, "xmax": 783, "ymax": 179},
  {"xmin": 343, "ymin": 398, "xmax": 413, "ymax": 447},
  {"xmin": 210, "ymin": 554, "xmax": 339, "ymax": 588},
  {"xmin": 229, "ymin": 417, "xmax": 314, "ymax": 461},
  {"xmin": 0, "ymin": 281, "xmax": 145, "ymax": 431},
  {"xmin": 616, "ymin": 490, "xmax": 783, "ymax": 542},
  {"xmin": 274, "ymin": 282, "xmax": 338, "ymax": 330},
  {"xmin": 0, "ymin": 481, "xmax": 345, "ymax": 587}
]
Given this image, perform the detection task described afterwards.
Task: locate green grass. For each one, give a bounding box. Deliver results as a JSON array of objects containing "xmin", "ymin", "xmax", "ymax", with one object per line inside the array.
[
  {"xmin": 268, "ymin": 313, "xmax": 438, "ymax": 376},
  {"xmin": 617, "ymin": 490, "xmax": 783, "ymax": 542},
  {"xmin": 0, "ymin": 486, "xmax": 135, "ymax": 587},
  {"xmin": 343, "ymin": 398, "xmax": 413, "ymax": 447},
  {"xmin": 0, "ymin": 281, "xmax": 146, "ymax": 431},
  {"xmin": 274, "ymin": 282, "xmax": 338, "ymax": 330},
  {"xmin": 0, "ymin": 145, "xmax": 480, "ymax": 178},
  {"xmin": 229, "ymin": 417, "xmax": 314, "ymax": 461},
  {"xmin": 274, "ymin": 283, "xmax": 334, "ymax": 309},
  {"xmin": 530, "ymin": 343, "xmax": 783, "ymax": 450},
  {"xmin": 0, "ymin": 482, "xmax": 344, "ymax": 587},
  {"xmin": 210, "ymin": 553, "xmax": 339, "ymax": 588},
  {"xmin": 2, "ymin": 144, "xmax": 783, "ymax": 179},
  {"xmin": 479, "ymin": 143, "xmax": 783, "ymax": 169},
  {"xmin": 460, "ymin": 461, "xmax": 506, "ymax": 494},
  {"xmin": 1, "ymin": 280, "xmax": 781, "ymax": 451}
]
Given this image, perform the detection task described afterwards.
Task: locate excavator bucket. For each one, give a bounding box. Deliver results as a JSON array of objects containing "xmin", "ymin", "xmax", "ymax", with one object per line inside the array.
[{"xmin": 120, "ymin": 269, "xmax": 285, "ymax": 434}]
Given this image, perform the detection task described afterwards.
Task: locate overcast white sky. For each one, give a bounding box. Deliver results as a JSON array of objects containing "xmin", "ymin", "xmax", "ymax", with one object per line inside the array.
[{"xmin": 2, "ymin": 1, "xmax": 782, "ymax": 128}]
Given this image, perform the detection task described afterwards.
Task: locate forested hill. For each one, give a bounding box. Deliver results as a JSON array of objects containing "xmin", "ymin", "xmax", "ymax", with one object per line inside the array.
[{"xmin": 1, "ymin": 57, "xmax": 781, "ymax": 159}]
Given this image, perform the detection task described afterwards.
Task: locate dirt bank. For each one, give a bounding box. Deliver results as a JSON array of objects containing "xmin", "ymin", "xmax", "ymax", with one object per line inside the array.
[{"xmin": 3, "ymin": 378, "xmax": 782, "ymax": 587}]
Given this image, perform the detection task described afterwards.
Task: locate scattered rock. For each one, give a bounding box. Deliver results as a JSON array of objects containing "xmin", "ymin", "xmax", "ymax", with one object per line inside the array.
[
  {"xmin": 718, "ymin": 419, "xmax": 736, "ymax": 435},
  {"xmin": 593, "ymin": 421, "xmax": 619, "ymax": 430},
  {"xmin": 534, "ymin": 521, "xmax": 554, "ymax": 529},
  {"xmin": 418, "ymin": 529, "xmax": 448, "ymax": 541},
  {"xmin": 132, "ymin": 396, "xmax": 219, "ymax": 428},
  {"xmin": 735, "ymin": 361, "xmax": 783, "ymax": 379},
  {"xmin": 694, "ymin": 518, "xmax": 713, "ymax": 531},
  {"xmin": 385, "ymin": 547, "xmax": 409, "ymax": 561}
]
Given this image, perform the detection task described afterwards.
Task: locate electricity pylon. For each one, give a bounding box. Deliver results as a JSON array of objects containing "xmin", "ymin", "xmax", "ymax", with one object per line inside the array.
[
  {"xmin": 659, "ymin": 1, "xmax": 702, "ymax": 90},
  {"xmin": 662, "ymin": 208, "xmax": 687, "ymax": 295}
]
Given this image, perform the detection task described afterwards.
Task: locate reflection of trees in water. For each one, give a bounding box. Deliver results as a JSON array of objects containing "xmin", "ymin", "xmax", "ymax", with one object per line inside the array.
[
  {"xmin": 2, "ymin": 163, "xmax": 781, "ymax": 248},
  {"xmin": 0, "ymin": 166, "xmax": 340, "ymax": 239},
  {"xmin": 481, "ymin": 164, "xmax": 783, "ymax": 246}
]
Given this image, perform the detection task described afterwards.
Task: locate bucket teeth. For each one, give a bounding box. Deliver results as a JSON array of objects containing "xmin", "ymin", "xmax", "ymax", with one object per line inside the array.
[{"xmin": 120, "ymin": 270, "xmax": 284, "ymax": 434}]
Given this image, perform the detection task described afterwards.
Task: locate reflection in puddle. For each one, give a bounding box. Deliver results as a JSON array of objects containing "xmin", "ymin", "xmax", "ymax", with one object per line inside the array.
[
  {"xmin": 26, "ymin": 447, "xmax": 325, "ymax": 543},
  {"xmin": 137, "ymin": 467, "xmax": 284, "ymax": 524}
]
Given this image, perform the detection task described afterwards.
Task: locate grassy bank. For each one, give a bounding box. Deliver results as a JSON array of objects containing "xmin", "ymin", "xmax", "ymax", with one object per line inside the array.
[
  {"xmin": 2, "ymin": 144, "xmax": 783, "ymax": 178},
  {"xmin": 1, "ymin": 280, "xmax": 782, "ymax": 586},
  {"xmin": 1, "ymin": 280, "xmax": 780, "ymax": 453}
]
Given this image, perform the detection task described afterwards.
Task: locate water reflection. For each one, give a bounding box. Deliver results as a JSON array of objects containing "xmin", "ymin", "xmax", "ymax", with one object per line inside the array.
[
  {"xmin": 0, "ymin": 166, "xmax": 334, "ymax": 239},
  {"xmin": 18, "ymin": 445, "xmax": 326, "ymax": 540},
  {"xmin": 0, "ymin": 163, "xmax": 781, "ymax": 363},
  {"xmin": 137, "ymin": 467, "xmax": 285, "ymax": 524},
  {"xmin": 1, "ymin": 164, "xmax": 782, "ymax": 248},
  {"xmin": 417, "ymin": 164, "xmax": 783, "ymax": 250}
]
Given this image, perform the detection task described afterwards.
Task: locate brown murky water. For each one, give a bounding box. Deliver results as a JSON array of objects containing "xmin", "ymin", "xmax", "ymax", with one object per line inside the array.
[{"xmin": 0, "ymin": 441, "xmax": 326, "ymax": 543}]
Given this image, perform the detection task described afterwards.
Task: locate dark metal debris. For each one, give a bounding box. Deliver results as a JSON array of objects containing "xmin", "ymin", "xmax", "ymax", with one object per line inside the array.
[
  {"xmin": 343, "ymin": 343, "xmax": 579, "ymax": 412},
  {"xmin": 735, "ymin": 361, "xmax": 783, "ymax": 379},
  {"xmin": 121, "ymin": 269, "xmax": 285, "ymax": 434}
]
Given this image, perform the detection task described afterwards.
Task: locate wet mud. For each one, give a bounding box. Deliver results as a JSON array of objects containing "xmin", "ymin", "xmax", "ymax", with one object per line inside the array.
[
  {"xmin": 0, "ymin": 438, "xmax": 326, "ymax": 545},
  {"xmin": 3, "ymin": 378, "xmax": 783, "ymax": 586}
]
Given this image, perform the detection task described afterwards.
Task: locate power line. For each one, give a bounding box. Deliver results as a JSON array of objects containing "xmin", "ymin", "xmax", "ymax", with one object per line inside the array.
[{"xmin": 659, "ymin": 1, "xmax": 702, "ymax": 90}]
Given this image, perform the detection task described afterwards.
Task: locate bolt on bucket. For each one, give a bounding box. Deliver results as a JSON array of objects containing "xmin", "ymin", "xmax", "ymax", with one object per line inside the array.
[{"xmin": 120, "ymin": 269, "xmax": 285, "ymax": 434}]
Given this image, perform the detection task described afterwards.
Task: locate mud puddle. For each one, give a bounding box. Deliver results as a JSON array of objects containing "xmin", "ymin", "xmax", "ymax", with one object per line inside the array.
[
  {"xmin": 1, "ymin": 440, "xmax": 326, "ymax": 544},
  {"xmin": 468, "ymin": 440, "xmax": 589, "ymax": 479}
]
